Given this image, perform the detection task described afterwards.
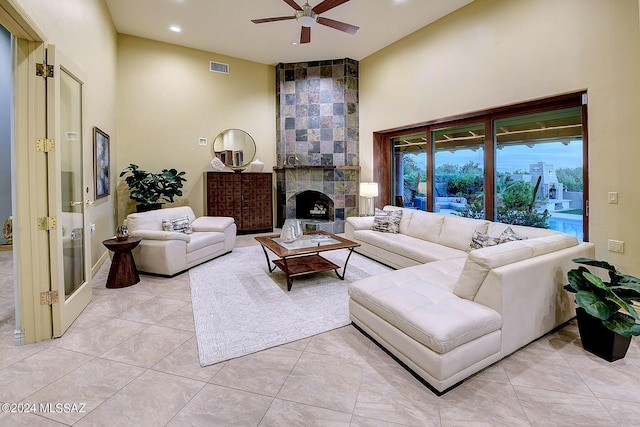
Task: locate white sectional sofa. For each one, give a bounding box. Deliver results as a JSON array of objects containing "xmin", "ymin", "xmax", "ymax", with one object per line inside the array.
[
  {"xmin": 125, "ymin": 206, "xmax": 236, "ymax": 276},
  {"xmin": 345, "ymin": 206, "xmax": 594, "ymax": 393}
]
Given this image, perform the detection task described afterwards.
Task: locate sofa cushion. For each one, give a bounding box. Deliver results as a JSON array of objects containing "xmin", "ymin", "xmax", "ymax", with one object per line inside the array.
[
  {"xmin": 520, "ymin": 233, "xmax": 578, "ymax": 256},
  {"xmin": 453, "ymin": 233, "xmax": 578, "ymax": 300},
  {"xmin": 127, "ymin": 206, "xmax": 196, "ymax": 232},
  {"xmin": 469, "ymin": 231, "xmax": 500, "ymax": 250},
  {"xmin": 469, "ymin": 226, "xmax": 527, "ymax": 250},
  {"xmin": 354, "ymin": 230, "xmax": 468, "ymax": 263},
  {"xmin": 162, "ymin": 216, "xmax": 193, "ymax": 234},
  {"xmin": 486, "ymin": 222, "xmax": 558, "ymax": 239},
  {"xmin": 498, "ymin": 226, "xmax": 527, "ymax": 243},
  {"xmin": 349, "ymin": 259, "xmax": 502, "ymax": 354},
  {"xmin": 382, "ymin": 206, "xmax": 415, "ymax": 235},
  {"xmin": 438, "ymin": 216, "xmax": 490, "ymax": 251},
  {"xmin": 186, "ymin": 232, "xmax": 225, "ymax": 253},
  {"xmin": 371, "ymin": 208, "xmax": 402, "ymax": 233},
  {"xmin": 404, "ymin": 210, "xmax": 445, "ymax": 243},
  {"xmin": 191, "ymin": 216, "xmax": 234, "ymax": 232},
  {"xmin": 455, "ymin": 240, "xmax": 535, "ymax": 300}
]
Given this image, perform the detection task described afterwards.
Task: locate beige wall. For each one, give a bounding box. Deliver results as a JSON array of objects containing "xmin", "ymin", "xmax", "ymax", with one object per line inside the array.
[
  {"xmin": 116, "ymin": 35, "xmax": 276, "ymax": 221},
  {"xmin": 360, "ymin": 0, "xmax": 640, "ymax": 274},
  {"xmin": 15, "ymin": 0, "xmax": 117, "ymax": 267}
]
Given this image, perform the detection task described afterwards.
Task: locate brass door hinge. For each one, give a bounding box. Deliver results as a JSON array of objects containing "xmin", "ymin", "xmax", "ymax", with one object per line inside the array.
[
  {"xmin": 36, "ymin": 62, "xmax": 54, "ymax": 78},
  {"xmin": 40, "ymin": 290, "xmax": 59, "ymax": 306},
  {"xmin": 37, "ymin": 217, "xmax": 57, "ymax": 231},
  {"xmin": 36, "ymin": 138, "xmax": 55, "ymax": 152}
]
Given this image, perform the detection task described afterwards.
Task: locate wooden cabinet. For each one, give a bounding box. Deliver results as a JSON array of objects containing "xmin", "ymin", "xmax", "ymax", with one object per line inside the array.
[{"xmin": 205, "ymin": 172, "xmax": 273, "ymax": 234}]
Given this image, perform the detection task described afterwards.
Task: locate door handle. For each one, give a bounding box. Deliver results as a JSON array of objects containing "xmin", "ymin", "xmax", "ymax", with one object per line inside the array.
[
  {"xmin": 69, "ymin": 201, "xmax": 83, "ymax": 207},
  {"xmin": 85, "ymin": 200, "xmax": 95, "ymax": 207}
]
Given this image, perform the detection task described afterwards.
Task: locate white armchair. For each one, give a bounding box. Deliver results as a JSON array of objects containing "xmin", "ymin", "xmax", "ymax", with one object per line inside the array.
[{"xmin": 125, "ymin": 206, "xmax": 236, "ymax": 276}]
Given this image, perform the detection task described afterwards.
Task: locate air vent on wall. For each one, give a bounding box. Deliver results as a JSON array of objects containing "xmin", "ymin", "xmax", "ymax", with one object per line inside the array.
[{"xmin": 210, "ymin": 61, "xmax": 229, "ymax": 74}]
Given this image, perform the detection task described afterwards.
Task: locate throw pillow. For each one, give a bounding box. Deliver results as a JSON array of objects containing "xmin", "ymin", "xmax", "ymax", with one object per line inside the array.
[
  {"xmin": 371, "ymin": 208, "xmax": 402, "ymax": 234},
  {"xmin": 469, "ymin": 231, "xmax": 500, "ymax": 250},
  {"xmin": 162, "ymin": 216, "xmax": 193, "ymax": 234},
  {"xmin": 498, "ymin": 226, "xmax": 527, "ymax": 244}
]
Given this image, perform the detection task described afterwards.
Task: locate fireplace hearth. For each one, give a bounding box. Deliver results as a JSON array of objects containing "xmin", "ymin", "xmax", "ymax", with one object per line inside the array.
[{"xmin": 296, "ymin": 190, "xmax": 333, "ymax": 222}]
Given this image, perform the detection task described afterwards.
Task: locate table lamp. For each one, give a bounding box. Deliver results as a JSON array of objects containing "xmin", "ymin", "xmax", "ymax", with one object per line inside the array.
[{"xmin": 360, "ymin": 182, "xmax": 379, "ymax": 216}]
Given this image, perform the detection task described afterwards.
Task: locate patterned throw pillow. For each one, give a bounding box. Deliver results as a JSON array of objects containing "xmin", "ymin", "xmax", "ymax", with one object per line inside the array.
[
  {"xmin": 162, "ymin": 216, "xmax": 193, "ymax": 234},
  {"xmin": 469, "ymin": 231, "xmax": 500, "ymax": 250},
  {"xmin": 498, "ymin": 226, "xmax": 527, "ymax": 243},
  {"xmin": 371, "ymin": 208, "xmax": 403, "ymax": 233}
]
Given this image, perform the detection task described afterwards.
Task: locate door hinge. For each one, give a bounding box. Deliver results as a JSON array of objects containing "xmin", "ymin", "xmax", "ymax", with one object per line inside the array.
[
  {"xmin": 37, "ymin": 216, "xmax": 57, "ymax": 231},
  {"xmin": 40, "ymin": 290, "xmax": 59, "ymax": 306},
  {"xmin": 36, "ymin": 138, "xmax": 55, "ymax": 152},
  {"xmin": 36, "ymin": 62, "xmax": 54, "ymax": 78}
]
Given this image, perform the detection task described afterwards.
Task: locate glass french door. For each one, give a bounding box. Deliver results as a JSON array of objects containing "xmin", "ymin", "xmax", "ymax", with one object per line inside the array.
[{"xmin": 46, "ymin": 46, "xmax": 92, "ymax": 337}]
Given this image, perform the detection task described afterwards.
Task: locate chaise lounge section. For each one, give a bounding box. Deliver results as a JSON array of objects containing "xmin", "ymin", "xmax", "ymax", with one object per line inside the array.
[{"xmin": 346, "ymin": 206, "xmax": 595, "ymax": 393}]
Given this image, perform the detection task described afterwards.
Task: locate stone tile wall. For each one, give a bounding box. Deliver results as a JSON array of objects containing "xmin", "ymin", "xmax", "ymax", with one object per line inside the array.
[{"xmin": 274, "ymin": 58, "xmax": 360, "ymax": 233}]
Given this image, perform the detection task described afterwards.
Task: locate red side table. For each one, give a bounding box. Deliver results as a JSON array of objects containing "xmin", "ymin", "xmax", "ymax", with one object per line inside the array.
[{"xmin": 102, "ymin": 236, "xmax": 143, "ymax": 288}]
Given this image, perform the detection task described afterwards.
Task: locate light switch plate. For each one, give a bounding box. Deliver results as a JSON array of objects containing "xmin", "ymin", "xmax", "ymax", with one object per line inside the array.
[
  {"xmin": 608, "ymin": 192, "xmax": 618, "ymax": 204},
  {"xmin": 198, "ymin": 137, "xmax": 208, "ymax": 146}
]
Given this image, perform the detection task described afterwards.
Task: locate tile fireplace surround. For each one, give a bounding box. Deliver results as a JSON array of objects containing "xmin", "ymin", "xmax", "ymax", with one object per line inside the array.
[{"xmin": 274, "ymin": 59, "xmax": 360, "ymax": 234}]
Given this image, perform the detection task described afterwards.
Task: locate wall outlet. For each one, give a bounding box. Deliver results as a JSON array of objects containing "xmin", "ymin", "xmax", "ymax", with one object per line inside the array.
[
  {"xmin": 607, "ymin": 239, "xmax": 624, "ymax": 253},
  {"xmin": 608, "ymin": 192, "xmax": 618, "ymax": 204},
  {"xmin": 198, "ymin": 137, "xmax": 208, "ymax": 146}
]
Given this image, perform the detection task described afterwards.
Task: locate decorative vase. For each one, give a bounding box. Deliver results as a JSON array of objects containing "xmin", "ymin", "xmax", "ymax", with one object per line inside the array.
[
  {"xmin": 116, "ymin": 225, "xmax": 129, "ymax": 241},
  {"xmin": 280, "ymin": 224, "xmax": 296, "ymax": 243},
  {"xmin": 246, "ymin": 158, "xmax": 264, "ymax": 173},
  {"xmin": 576, "ymin": 307, "xmax": 631, "ymax": 362},
  {"xmin": 282, "ymin": 219, "xmax": 302, "ymax": 240}
]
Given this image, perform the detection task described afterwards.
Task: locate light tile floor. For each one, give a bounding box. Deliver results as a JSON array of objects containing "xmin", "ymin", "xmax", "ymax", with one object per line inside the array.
[{"xmin": 1, "ymin": 238, "xmax": 640, "ymax": 426}]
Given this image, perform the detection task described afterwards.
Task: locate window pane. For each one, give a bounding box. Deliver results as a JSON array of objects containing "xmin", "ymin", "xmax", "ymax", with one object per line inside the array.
[
  {"xmin": 494, "ymin": 107, "xmax": 583, "ymax": 239},
  {"xmin": 433, "ymin": 123, "xmax": 485, "ymax": 216},
  {"xmin": 392, "ymin": 132, "xmax": 427, "ymax": 210}
]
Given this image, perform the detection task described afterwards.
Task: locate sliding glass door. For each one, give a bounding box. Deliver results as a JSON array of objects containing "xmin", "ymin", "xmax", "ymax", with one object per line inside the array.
[
  {"xmin": 392, "ymin": 132, "xmax": 427, "ymax": 209},
  {"xmin": 494, "ymin": 107, "xmax": 584, "ymax": 239},
  {"xmin": 382, "ymin": 93, "xmax": 588, "ymax": 240}
]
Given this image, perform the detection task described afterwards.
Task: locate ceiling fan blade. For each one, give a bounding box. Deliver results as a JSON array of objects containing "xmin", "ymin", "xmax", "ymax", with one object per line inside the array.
[
  {"xmin": 283, "ymin": 0, "xmax": 303, "ymax": 11},
  {"xmin": 300, "ymin": 26, "xmax": 311, "ymax": 44},
  {"xmin": 317, "ymin": 17, "xmax": 359, "ymax": 35},
  {"xmin": 313, "ymin": 0, "xmax": 350, "ymax": 15},
  {"xmin": 251, "ymin": 16, "xmax": 296, "ymax": 24}
]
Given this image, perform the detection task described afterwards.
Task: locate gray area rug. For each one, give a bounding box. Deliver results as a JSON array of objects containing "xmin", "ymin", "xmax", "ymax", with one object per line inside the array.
[{"xmin": 189, "ymin": 245, "xmax": 391, "ymax": 367}]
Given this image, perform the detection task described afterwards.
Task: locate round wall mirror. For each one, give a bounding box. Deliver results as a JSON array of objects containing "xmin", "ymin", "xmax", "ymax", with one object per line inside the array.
[{"xmin": 212, "ymin": 129, "xmax": 256, "ymax": 172}]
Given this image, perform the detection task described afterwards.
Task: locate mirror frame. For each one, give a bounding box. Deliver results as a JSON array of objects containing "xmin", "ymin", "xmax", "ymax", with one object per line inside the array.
[{"xmin": 212, "ymin": 128, "xmax": 257, "ymax": 172}]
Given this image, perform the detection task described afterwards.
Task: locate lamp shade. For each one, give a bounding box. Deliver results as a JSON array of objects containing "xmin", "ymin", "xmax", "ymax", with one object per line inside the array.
[{"xmin": 360, "ymin": 182, "xmax": 379, "ymax": 198}]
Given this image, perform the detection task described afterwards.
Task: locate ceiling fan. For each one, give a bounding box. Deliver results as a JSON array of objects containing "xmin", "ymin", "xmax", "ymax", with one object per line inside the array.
[{"xmin": 252, "ymin": 0, "xmax": 359, "ymax": 44}]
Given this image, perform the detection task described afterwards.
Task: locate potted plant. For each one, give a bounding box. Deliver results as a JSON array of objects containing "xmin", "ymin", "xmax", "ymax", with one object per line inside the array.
[
  {"xmin": 119, "ymin": 163, "xmax": 187, "ymax": 212},
  {"xmin": 564, "ymin": 257, "xmax": 640, "ymax": 361}
]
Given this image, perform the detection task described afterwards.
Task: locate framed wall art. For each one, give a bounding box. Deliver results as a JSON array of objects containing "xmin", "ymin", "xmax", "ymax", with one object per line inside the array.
[{"xmin": 93, "ymin": 127, "xmax": 110, "ymax": 199}]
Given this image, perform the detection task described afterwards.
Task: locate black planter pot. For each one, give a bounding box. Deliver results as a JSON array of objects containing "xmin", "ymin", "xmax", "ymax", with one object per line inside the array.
[
  {"xmin": 576, "ymin": 307, "xmax": 631, "ymax": 362},
  {"xmin": 136, "ymin": 203, "xmax": 162, "ymax": 213}
]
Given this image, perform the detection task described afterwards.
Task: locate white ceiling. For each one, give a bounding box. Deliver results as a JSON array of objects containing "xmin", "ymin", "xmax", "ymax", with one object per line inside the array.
[{"xmin": 104, "ymin": 0, "xmax": 474, "ymax": 65}]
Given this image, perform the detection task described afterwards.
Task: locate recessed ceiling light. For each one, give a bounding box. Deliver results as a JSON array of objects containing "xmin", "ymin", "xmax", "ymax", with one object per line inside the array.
[{"xmin": 169, "ymin": 25, "xmax": 181, "ymax": 33}]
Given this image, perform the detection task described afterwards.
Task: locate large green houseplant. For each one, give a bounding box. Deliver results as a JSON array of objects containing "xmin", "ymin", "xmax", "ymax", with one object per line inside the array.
[
  {"xmin": 564, "ymin": 257, "xmax": 640, "ymax": 361},
  {"xmin": 120, "ymin": 163, "xmax": 187, "ymax": 212}
]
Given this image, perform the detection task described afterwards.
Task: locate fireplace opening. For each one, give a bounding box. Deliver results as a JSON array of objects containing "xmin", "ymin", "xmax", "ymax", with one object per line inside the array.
[{"xmin": 295, "ymin": 190, "xmax": 334, "ymax": 222}]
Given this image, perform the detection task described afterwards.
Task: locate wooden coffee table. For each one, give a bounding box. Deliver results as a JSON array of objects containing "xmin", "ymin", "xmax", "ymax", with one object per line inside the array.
[{"xmin": 255, "ymin": 230, "xmax": 361, "ymax": 291}]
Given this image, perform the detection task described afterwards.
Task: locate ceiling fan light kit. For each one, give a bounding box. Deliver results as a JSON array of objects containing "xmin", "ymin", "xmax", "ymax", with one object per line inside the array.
[
  {"xmin": 252, "ymin": 0, "xmax": 359, "ymax": 44},
  {"xmin": 295, "ymin": 3, "xmax": 318, "ymax": 27}
]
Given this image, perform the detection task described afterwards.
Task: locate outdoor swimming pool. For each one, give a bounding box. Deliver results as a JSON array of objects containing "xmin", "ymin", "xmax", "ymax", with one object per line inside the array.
[{"xmin": 548, "ymin": 215, "xmax": 584, "ymax": 241}]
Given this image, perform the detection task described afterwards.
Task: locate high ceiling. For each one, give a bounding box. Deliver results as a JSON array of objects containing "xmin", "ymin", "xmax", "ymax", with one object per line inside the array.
[{"xmin": 104, "ymin": 0, "xmax": 474, "ymax": 65}]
